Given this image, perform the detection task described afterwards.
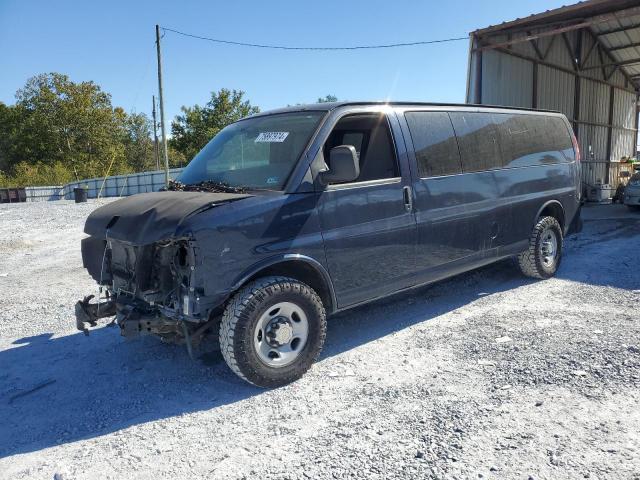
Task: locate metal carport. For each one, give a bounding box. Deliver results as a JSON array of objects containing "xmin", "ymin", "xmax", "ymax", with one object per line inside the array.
[{"xmin": 466, "ymin": 0, "xmax": 640, "ymax": 192}]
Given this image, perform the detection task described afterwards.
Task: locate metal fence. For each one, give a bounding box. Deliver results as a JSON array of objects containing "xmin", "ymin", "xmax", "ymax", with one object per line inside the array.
[
  {"xmin": 24, "ymin": 186, "xmax": 65, "ymax": 202},
  {"xmin": 23, "ymin": 168, "xmax": 185, "ymax": 202},
  {"xmin": 61, "ymin": 168, "xmax": 184, "ymax": 199}
]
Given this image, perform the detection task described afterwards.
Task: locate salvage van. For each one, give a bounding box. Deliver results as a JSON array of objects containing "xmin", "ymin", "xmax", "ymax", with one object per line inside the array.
[{"xmin": 77, "ymin": 102, "xmax": 582, "ymax": 387}]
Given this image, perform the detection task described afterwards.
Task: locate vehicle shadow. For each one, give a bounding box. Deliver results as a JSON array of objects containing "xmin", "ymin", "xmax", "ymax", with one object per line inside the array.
[{"xmin": 0, "ymin": 259, "xmax": 529, "ymax": 459}]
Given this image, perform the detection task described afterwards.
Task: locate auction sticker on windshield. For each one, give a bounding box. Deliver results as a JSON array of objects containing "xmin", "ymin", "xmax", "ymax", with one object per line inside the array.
[{"xmin": 255, "ymin": 132, "xmax": 289, "ymax": 143}]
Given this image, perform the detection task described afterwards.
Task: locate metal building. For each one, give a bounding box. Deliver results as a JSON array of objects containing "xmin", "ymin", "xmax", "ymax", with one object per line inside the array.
[{"xmin": 466, "ymin": 0, "xmax": 640, "ymax": 190}]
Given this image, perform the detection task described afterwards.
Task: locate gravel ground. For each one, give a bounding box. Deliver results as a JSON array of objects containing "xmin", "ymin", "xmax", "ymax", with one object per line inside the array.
[{"xmin": 0, "ymin": 200, "xmax": 639, "ymax": 480}]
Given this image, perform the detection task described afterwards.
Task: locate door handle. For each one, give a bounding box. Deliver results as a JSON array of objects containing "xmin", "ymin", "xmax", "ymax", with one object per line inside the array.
[{"xmin": 403, "ymin": 186, "xmax": 413, "ymax": 212}]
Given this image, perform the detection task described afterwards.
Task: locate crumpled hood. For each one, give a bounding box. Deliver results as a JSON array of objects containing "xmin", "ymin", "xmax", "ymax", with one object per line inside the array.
[{"xmin": 84, "ymin": 191, "xmax": 252, "ymax": 245}]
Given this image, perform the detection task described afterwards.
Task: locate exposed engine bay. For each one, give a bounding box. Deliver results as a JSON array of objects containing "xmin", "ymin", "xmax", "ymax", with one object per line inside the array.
[
  {"xmin": 75, "ymin": 191, "xmax": 252, "ymax": 355},
  {"xmin": 77, "ymin": 236, "xmax": 212, "ymax": 354}
]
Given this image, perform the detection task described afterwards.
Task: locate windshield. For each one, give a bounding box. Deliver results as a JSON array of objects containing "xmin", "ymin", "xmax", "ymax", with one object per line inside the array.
[{"xmin": 177, "ymin": 111, "xmax": 325, "ymax": 190}]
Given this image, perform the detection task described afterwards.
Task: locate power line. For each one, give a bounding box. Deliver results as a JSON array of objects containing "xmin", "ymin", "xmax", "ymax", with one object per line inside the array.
[{"xmin": 161, "ymin": 27, "xmax": 468, "ymax": 51}]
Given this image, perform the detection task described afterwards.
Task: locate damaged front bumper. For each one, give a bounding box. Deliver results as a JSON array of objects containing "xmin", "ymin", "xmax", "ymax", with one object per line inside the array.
[
  {"xmin": 74, "ymin": 291, "xmax": 219, "ymax": 359},
  {"xmin": 75, "ymin": 292, "xmax": 181, "ymax": 338},
  {"xmin": 75, "ymin": 294, "xmax": 116, "ymax": 335}
]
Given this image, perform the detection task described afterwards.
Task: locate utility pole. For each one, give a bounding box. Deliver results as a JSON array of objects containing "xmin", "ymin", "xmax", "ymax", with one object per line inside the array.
[
  {"xmin": 155, "ymin": 24, "xmax": 170, "ymax": 187},
  {"xmin": 152, "ymin": 95, "xmax": 160, "ymax": 171}
]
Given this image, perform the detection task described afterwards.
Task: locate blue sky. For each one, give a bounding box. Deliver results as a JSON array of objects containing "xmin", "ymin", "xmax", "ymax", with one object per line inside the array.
[{"xmin": 0, "ymin": 0, "xmax": 569, "ymax": 122}]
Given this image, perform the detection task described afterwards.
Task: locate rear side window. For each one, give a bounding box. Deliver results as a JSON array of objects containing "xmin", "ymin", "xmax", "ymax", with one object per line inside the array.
[
  {"xmin": 405, "ymin": 112, "xmax": 462, "ymax": 178},
  {"xmin": 449, "ymin": 112, "xmax": 502, "ymax": 172},
  {"xmin": 496, "ymin": 114, "xmax": 573, "ymax": 168}
]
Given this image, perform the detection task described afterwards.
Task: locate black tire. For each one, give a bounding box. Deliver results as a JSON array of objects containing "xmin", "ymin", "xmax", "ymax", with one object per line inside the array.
[
  {"xmin": 219, "ymin": 276, "xmax": 326, "ymax": 388},
  {"xmin": 517, "ymin": 216, "xmax": 563, "ymax": 279}
]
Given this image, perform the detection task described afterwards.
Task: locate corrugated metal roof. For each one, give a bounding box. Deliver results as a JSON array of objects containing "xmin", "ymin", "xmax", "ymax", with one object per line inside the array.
[
  {"xmin": 591, "ymin": 10, "xmax": 640, "ymax": 87},
  {"xmin": 473, "ymin": 0, "xmax": 640, "ymax": 89},
  {"xmin": 473, "ymin": 0, "xmax": 640, "ymax": 36}
]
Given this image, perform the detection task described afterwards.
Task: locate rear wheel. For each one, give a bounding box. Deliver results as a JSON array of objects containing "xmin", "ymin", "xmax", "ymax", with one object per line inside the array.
[
  {"xmin": 517, "ymin": 216, "xmax": 563, "ymax": 279},
  {"xmin": 219, "ymin": 276, "xmax": 326, "ymax": 388}
]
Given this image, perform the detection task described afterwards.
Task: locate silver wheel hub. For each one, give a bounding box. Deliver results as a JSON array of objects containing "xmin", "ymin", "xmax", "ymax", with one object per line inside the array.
[
  {"xmin": 540, "ymin": 229, "xmax": 558, "ymax": 267},
  {"xmin": 254, "ymin": 301, "xmax": 309, "ymax": 368},
  {"xmin": 266, "ymin": 318, "xmax": 294, "ymax": 346}
]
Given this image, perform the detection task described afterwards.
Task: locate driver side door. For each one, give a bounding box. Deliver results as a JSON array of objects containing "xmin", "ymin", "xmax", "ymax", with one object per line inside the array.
[{"xmin": 315, "ymin": 109, "xmax": 418, "ymax": 308}]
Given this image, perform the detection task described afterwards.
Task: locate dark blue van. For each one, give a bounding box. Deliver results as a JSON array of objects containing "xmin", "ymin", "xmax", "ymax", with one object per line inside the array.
[{"xmin": 77, "ymin": 102, "xmax": 582, "ymax": 387}]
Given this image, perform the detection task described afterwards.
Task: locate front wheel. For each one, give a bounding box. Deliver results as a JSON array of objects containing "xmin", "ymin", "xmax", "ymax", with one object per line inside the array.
[
  {"xmin": 219, "ymin": 276, "xmax": 326, "ymax": 388},
  {"xmin": 517, "ymin": 216, "xmax": 563, "ymax": 279}
]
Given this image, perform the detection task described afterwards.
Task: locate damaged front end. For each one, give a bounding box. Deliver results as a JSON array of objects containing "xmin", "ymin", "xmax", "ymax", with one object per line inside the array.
[
  {"xmin": 75, "ymin": 191, "xmax": 251, "ymax": 354},
  {"xmin": 76, "ymin": 236, "xmax": 215, "ymax": 355}
]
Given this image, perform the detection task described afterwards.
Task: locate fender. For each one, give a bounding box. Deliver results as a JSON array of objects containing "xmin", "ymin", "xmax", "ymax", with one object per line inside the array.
[
  {"xmin": 534, "ymin": 199, "xmax": 565, "ymax": 231},
  {"xmin": 230, "ymin": 254, "xmax": 338, "ymax": 313}
]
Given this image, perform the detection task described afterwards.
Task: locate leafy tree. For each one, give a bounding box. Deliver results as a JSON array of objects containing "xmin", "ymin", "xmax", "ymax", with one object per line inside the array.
[
  {"xmin": 122, "ymin": 112, "xmax": 154, "ymax": 172},
  {"xmin": 10, "ymin": 73, "xmax": 128, "ymax": 180},
  {"xmin": 317, "ymin": 94, "xmax": 338, "ymax": 103},
  {"xmin": 0, "ymin": 76, "xmax": 261, "ymax": 187},
  {"xmin": 0, "ymin": 102, "xmax": 20, "ymax": 171},
  {"xmin": 170, "ymin": 89, "xmax": 259, "ymax": 161}
]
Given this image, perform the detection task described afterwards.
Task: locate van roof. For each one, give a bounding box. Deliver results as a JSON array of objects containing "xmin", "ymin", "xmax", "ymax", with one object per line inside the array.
[{"xmin": 250, "ymin": 101, "xmax": 562, "ymax": 118}]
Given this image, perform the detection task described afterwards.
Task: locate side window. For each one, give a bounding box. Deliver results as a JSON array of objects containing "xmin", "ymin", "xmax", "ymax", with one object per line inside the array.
[
  {"xmin": 405, "ymin": 111, "xmax": 462, "ymax": 177},
  {"xmin": 341, "ymin": 132, "xmax": 365, "ymax": 160},
  {"xmin": 324, "ymin": 114, "xmax": 399, "ymax": 183},
  {"xmin": 497, "ymin": 114, "xmax": 573, "ymax": 168},
  {"xmin": 449, "ymin": 112, "xmax": 502, "ymax": 173}
]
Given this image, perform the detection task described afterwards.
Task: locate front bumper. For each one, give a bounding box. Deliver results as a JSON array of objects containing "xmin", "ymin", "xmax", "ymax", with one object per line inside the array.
[{"xmin": 75, "ymin": 292, "xmax": 182, "ymax": 336}]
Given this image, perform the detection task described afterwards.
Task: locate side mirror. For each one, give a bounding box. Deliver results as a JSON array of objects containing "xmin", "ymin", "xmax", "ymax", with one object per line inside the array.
[{"xmin": 320, "ymin": 145, "xmax": 360, "ymax": 184}]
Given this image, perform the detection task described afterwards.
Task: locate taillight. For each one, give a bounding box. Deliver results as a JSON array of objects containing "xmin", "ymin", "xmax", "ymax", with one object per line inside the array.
[{"xmin": 571, "ymin": 132, "xmax": 581, "ymax": 163}]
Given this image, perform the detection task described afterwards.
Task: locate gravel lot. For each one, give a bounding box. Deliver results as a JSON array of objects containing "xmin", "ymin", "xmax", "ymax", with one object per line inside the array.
[{"xmin": 0, "ymin": 200, "xmax": 639, "ymax": 480}]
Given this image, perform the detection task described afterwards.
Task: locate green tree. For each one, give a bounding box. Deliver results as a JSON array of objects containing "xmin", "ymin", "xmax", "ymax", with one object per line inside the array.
[
  {"xmin": 122, "ymin": 112, "xmax": 154, "ymax": 172},
  {"xmin": 170, "ymin": 88, "xmax": 259, "ymax": 161},
  {"xmin": 12, "ymin": 72, "xmax": 129, "ymax": 180},
  {"xmin": 317, "ymin": 94, "xmax": 338, "ymax": 103},
  {"xmin": 0, "ymin": 102, "xmax": 20, "ymax": 171}
]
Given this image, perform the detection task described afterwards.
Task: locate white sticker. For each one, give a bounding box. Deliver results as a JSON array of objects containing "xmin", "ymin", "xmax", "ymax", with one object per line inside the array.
[{"xmin": 255, "ymin": 132, "xmax": 289, "ymax": 143}]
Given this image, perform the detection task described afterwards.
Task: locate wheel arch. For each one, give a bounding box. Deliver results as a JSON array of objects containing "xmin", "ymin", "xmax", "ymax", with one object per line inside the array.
[
  {"xmin": 535, "ymin": 200, "xmax": 566, "ymax": 233},
  {"xmin": 230, "ymin": 254, "xmax": 337, "ymax": 313}
]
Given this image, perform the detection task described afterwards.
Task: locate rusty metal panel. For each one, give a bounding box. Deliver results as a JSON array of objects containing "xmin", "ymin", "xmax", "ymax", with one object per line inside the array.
[
  {"xmin": 481, "ymin": 50, "xmax": 533, "ymax": 108},
  {"xmin": 537, "ymin": 65, "xmax": 575, "ymax": 119},
  {"xmin": 579, "ymin": 79, "xmax": 609, "ymax": 124}
]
